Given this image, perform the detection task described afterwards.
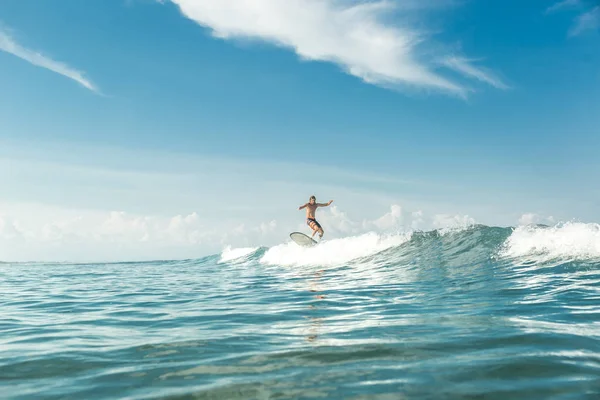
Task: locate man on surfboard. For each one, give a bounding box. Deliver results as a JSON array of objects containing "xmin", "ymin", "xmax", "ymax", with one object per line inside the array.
[{"xmin": 298, "ymin": 196, "xmax": 333, "ymax": 239}]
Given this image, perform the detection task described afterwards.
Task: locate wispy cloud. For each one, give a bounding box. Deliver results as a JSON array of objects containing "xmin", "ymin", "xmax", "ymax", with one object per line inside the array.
[
  {"xmin": 165, "ymin": 0, "xmax": 506, "ymax": 97},
  {"xmin": 0, "ymin": 29, "xmax": 99, "ymax": 93},
  {"xmin": 546, "ymin": 0, "xmax": 580, "ymax": 14},
  {"xmin": 545, "ymin": 0, "xmax": 599, "ymax": 36},
  {"xmin": 443, "ymin": 56, "xmax": 510, "ymax": 90},
  {"xmin": 569, "ymin": 6, "xmax": 600, "ymax": 36}
]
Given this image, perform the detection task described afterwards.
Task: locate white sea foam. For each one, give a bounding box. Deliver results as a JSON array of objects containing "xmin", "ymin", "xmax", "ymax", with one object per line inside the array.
[
  {"xmin": 259, "ymin": 231, "xmax": 411, "ymax": 267},
  {"xmin": 499, "ymin": 222, "xmax": 600, "ymax": 262},
  {"xmin": 218, "ymin": 246, "xmax": 259, "ymax": 263}
]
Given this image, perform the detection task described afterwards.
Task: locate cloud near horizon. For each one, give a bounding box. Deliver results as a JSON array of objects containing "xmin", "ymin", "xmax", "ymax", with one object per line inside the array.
[
  {"xmin": 0, "ymin": 141, "xmax": 581, "ymax": 263},
  {"xmin": 166, "ymin": 0, "xmax": 507, "ymax": 97},
  {"xmin": 0, "ymin": 203, "xmax": 479, "ymax": 262},
  {"xmin": 0, "ymin": 29, "xmax": 98, "ymax": 93}
]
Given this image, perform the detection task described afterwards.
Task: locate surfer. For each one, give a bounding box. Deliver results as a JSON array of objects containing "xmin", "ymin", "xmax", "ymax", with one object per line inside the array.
[{"xmin": 298, "ymin": 196, "xmax": 333, "ymax": 239}]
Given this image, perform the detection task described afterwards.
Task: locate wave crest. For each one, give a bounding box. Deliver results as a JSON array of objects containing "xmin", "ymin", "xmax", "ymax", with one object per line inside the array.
[
  {"xmin": 259, "ymin": 232, "xmax": 412, "ymax": 267},
  {"xmin": 218, "ymin": 246, "xmax": 259, "ymax": 263},
  {"xmin": 218, "ymin": 222, "xmax": 600, "ymax": 269},
  {"xmin": 499, "ymin": 222, "xmax": 600, "ymax": 263}
]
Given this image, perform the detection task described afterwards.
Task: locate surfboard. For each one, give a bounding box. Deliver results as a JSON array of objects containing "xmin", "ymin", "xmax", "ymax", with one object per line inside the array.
[{"xmin": 289, "ymin": 232, "xmax": 318, "ymax": 247}]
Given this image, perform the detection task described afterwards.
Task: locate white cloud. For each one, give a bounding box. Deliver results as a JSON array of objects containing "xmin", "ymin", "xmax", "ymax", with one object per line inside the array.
[
  {"xmin": 569, "ymin": 6, "xmax": 600, "ymax": 36},
  {"xmin": 307, "ymin": 203, "xmax": 475, "ymax": 238},
  {"xmin": 102, "ymin": 211, "xmax": 153, "ymax": 241},
  {"xmin": 166, "ymin": 212, "xmax": 203, "ymax": 244},
  {"xmin": 546, "ymin": 0, "xmax": 580, "ymax": 14},
  {"xmin": 0, "ymin": 215, "xmax": 23, "ymax": 239},
  {"xmin": 518, "ymin": 213, "xmax": 556, "ymax": 226},
  {"xmin": 166, "ymin": 0, "xmax": 506, "ymax": 96},
  {"xmin": 410, "ymin": 210, "xmax": 425, "ymax": 230},
  {"xmin": 442, "ymin": 56, "xmax": 509, "ymax": 90},
  {"xmin": 432, "ymin": 213, "xmax": 475, "ymax": 229},
  {"xmin": 519, "ymin": 213, "xmax": 539, "ymax": 226},
  {"xmin": 545, "ymin": 1, "xmax": 599, "ymax": 37},
  {"xmin": 318, "ymin": 205, "xmax": 359, "ymax": 235},
  {"xmin": 0, "ymin": 140, "xmax": 584, "ymax": 262},
  {"xmin": 0, "ymin": 29, "xmax": 98, "ymax": 93},
  {"xmin": 0, "ymin": 209, "xmax": 217, "ymax": 262},
  {"xmin": 0, "ymin": 201, "xmax": 483, "ymax": 262},
  {"xmin": 369, "ymin": 204, "xmax": 403, "ymax": 231},
  {"xmin": 257, "ymin": 220, "xmax": 277, "ymax": 235},
  {"xmin": 232, "ymin": 223, "xmax": 246, "ymax": 235}
]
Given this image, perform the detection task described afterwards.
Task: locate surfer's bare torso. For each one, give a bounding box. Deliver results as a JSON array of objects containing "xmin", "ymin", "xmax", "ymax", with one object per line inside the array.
[{"xmin": 304, "ymin": 203, "xmax": 319, "ymax": 219}]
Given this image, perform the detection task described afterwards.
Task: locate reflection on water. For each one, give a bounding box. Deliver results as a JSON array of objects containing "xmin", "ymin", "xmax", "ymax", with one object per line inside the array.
[{"xmin": 307, "ymin": 269, "xmax": 325, "ymax": 343}]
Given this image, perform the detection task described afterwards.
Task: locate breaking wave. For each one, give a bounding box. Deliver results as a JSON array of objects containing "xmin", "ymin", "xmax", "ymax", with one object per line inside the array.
[{"xmin": 219, "ymin": 222, "xmax": 600, "ymax": 269}]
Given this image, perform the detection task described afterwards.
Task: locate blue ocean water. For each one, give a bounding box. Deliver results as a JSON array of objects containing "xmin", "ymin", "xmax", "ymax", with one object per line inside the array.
[{"xmin": 2, "ymin": 223, "xmax": 600, "ymax": 399}]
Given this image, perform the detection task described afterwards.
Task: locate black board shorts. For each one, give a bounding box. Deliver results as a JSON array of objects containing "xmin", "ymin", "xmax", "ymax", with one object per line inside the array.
[{"xmin": 306, "ymin": 218, "xmax": 322, "ymax": 230}]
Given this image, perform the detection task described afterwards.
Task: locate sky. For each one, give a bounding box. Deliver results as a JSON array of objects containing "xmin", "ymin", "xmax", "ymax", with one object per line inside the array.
[{"xmin": 0, "ymin": 0, "xmax": 599, "ymax": 261}]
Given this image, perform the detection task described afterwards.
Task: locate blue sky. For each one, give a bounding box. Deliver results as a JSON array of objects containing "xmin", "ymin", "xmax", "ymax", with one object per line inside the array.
[{"xmin": 0, "ymin": 0, "xmax": 599, "ymax": 261}]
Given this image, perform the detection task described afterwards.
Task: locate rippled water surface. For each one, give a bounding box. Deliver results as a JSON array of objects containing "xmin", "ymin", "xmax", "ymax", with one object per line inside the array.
[{"xmin": 2, "ymin": 225, "xmax": 600, "ymax": 399}]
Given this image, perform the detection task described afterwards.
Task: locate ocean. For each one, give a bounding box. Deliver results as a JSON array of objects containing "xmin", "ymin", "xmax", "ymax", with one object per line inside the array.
[{"xmin": 2, "ymin": 223, "xmax": 599, "ymax": 399}]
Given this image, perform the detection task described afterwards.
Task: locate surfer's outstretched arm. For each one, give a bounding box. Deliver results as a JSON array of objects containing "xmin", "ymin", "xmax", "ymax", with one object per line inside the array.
[
  {"xmin": 298, "ymin": 203, "xmax": 308, "ymax": 210},
  {"xmin": 317, "ymin": 200, "xmax": 333, "ymax": 207}
]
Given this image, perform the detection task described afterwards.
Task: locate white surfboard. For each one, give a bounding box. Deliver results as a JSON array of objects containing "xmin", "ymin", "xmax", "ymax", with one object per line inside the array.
[{"xmin": 289, "ymin": 232, "xmax": 318, "ymax": 247}]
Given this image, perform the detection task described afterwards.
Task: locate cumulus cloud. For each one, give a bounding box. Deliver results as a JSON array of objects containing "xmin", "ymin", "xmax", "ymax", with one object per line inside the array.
[
  {"xmin": 0, "ymin": 215, "xmax": 23, "ymax": 239},
  {"xmin": 166, "ymin": 0, "xmax": 506, "ymax": 96},
  {"xmin": 432, "ymin": 213, "xmax": 475, "ymax": 229},
  {"xmin": 314, "ymin": 203, "xmax": 474, "ymax": 237},
  {"xmin": 166, "ymin": 212, "xmax": 204, "ymax": 244},
  {"xmin": 369, "ymin": 204, "xmax": 403, "ymax": 231},
  {"xmin": 410, "ymin": 210, "xmax": 426, "ymax": 230},
  {"xmin": 0, "ymin": 202, "xmax": 484, "ymax": 262},
  {"xmin": 518, "ymin": 213, "xmax": 539, "ymax": 226},
  {"xmin": 0, "ymin": 29, "xmax": 99, "ymax": 93},
  {"xmin": 258, "ymin": 220, "xmax": 277, "ymax": 235},
  {"xmin": 518, "ymin": 213, "xmax": 556, "ymax": 226}
]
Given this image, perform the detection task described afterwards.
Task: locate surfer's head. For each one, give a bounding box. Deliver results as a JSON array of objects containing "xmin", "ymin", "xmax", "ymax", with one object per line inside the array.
[{"xmin": 309, "ymin": 195, "xmax": 316, "ymax": 204}]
